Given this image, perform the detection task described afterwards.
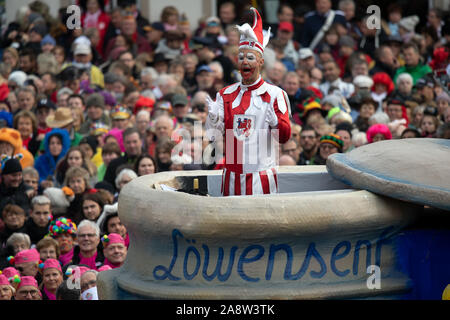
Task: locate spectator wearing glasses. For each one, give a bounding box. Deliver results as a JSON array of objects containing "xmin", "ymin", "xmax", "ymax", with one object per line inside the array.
[
  {"xmin": 65, "ymin": 219, "xmax": 104, "ymax": 270},
  {"xmin": 298, "ymin": 125, "xmax": 319, "ymax": 165},
  {"xmin": 14, "ymin": 276, "xmax": 42, "ymax": 300}
]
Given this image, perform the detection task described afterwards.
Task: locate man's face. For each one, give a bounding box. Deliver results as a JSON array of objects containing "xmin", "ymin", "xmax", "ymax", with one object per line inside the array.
[
  {"xmin": 13, "ymin": 241, "xmax": 28, "ymax": 255},
  {"xmin": 74, "ymin": 53, "xmax": 91, "ymax": 64},
  {"xmin": 119, "ymin": 52, "xmax": 135, "ymax": 70},
  {"xmin": 68, "ymin": 97, "xmax": 85, "ymax": 113},
  {"xmin": 112, "ymin": 118, "xmax": 130, "ymax": 130},
  {"xmin": 140, "ymin": 74, "xmax": 153, "ymax": 90},
  {"xmin": 352, "ymin": 63, "xmax": 368, "ymax": 77},
  {"xmin": 104, "ymin": 243, "xmax": 127, "ymax": 265},
  {"xmin": 40, "ymin": 246, "xmax": 57, "ymax": 260},
  {"xmin": 283, "ymin": 75, "xmax": 300, "ymax": 96},
  {"xmin": 316, "ymin": 0, "xmax": 332, "ymax": 14},
  {"xmin": 136, "ymin": 114, "xmax": 150, "ymax": 134},
  {"xmin": 403, "ymin": 48, "xmax": 420, "ymax": 66},
  {"xmin": 220, "ymin": 4, "xmax": 235, "ymax": 24},
  {"xmin": 341, "ymin": 3, "xmax": 355, "ymax": 21},
  {"xmin": 323, "ymin": 62, "xmax": 339, "ymax": 82},
  {"xmin": 16, "ymin": 261, "xmax": 38, "ymax": 277},
  {"xmin": 387, "ymin": 104, "xmax": 403, "ymax": 121},
  {"xmin": 2, "ymin": 171, "xmax": 23, "ymax": 189},
  {"xmin": 76, "ymin": 226, "xmax": 100, "ymax": 254},
  {"xmin": 319, "ymin": 142, "xmax": 339, "ymax": 159},
  {"xmin": 155, "ymin": 119, "xmax": 173, "ymax": 140},
  {"xmin": 107, "ymin": 216, "xmax": 127, "ymax": 238},
  {"xmin": 238, "ymin": 49, "xmax": 264, "ymax": 84},
  {"xmin": 196, "ymin": 71, "xmax": 214, "ymax": 90},
  {"xmin": 281, "ymin": 140, "xmax": 300, "ymax": 162},
  {"xmin": 300, "ymin": 56, "xmax": 316, "ymax": 71},
  {"xmin": 173, "ymin": 104, "xmax": 189, "ymax": 119},
  {"xmin": 379, "ymin": 47, "xmax": 395, "ymax": 66},
  {"xmin": 3, "ymin": 208, "xmax": 25, "ymax": 229},
  {"xmin": 19, "ymin": 56, "xmax": 33, "ymax": 73},
  {"xmin": 336, "ymin": 130, "xmax": 351, "ymax": 152},
  {"xmin": 398, "ymin": 78, "xmax": 413, "ymax": 94},
  {"xmin": 80, "ymin": 272, "xmax": 97, "ymax": 293},
  {"xmin": 121, "ymin": 19, "xmax": 137, "ymax": 37},
  {"xmin": 278, "ymin": 29, "xmax": 293, "ymax": 45},
  {"xmin": 31, "ymin": 204, "xmax": 51, "ymax": 227},
  {"xmin": 18, "ymin": 91, "xmax": 35, "ymax": 111},
  {"xmin": 124, "ymin": 132, "xmax": 142, "ymax": 156},
  {"xmin": 15, "ymin": 285, "xmax": 41, "ymax": 300},
  {"xmin": 299, "ymin": 130, "xmax": 318, "ymax": 152},
  {"xmin": 87, "ymin": 105, "xmax": 103, "ymax": 121},
  {"xmin": 278, "ymin": 6, "xmax": 294, "ymax": 22}
]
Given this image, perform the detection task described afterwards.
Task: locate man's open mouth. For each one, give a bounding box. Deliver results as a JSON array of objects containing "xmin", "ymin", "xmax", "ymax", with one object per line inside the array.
[{"xmin": 241, "ymin": 67, "xmax": 253, "ymax": 77}]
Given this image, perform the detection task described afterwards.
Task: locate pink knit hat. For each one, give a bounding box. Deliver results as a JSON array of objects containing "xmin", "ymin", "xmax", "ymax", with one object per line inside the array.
[
  {"xmin": 2, "ymin": 267, "xmax": 20, "ymax": 279},
  {"xmin": 98, "ymin": 265, "xmax": 112, "ymax": 272},
  {"xmin": 42, "ymin": 259, "xmax": 62, "ymax": 273},
  {"xmin": 17, "ymin": 276, "xmax": 39, "ymax": 290},
  {"xmin": 14, "ymin": 248, "xmax": 40, "ymax": 265},
  {"xmin": 0, "ymin": 274, "xmax": 10, "ymax": 286},
  {"xmin": 101, "ymin": 233, "xmax": 125, "ymax": 247}
]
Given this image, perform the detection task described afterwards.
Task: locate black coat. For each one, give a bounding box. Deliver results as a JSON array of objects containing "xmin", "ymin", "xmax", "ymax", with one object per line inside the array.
[
  {"xmin": 24, "ymin": 218, "xmax": 49, "ymax": 245},
  {"xmin": 0, "ymin": 182, "xmax": 32, "ymax": 214}
]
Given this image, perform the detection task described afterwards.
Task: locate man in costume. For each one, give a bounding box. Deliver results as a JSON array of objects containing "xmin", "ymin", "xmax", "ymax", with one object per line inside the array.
[{"xmin": 206, "ymin": 7, "xmax": 291, "ymax": 196}]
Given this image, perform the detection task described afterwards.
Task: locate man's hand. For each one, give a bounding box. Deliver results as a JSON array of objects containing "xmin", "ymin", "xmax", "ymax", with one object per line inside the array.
[
  {"xmin": 266, "ymin": 107, "xmax": 278, "ymax": 128},
  {"xmin": 206, "ymin": 94, "xmax": 220, "ymax": 123}
]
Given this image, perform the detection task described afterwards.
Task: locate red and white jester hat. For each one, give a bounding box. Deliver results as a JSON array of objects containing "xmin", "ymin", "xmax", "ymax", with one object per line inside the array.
[{"xmin": 236, "ymin": 7, "xmax": 270, "ymax": 55}]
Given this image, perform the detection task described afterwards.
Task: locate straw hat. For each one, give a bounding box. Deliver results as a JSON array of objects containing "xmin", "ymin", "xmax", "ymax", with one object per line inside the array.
[{"xmin": 45, "ymin": 107, "xmax": 74, "ymax": 128}]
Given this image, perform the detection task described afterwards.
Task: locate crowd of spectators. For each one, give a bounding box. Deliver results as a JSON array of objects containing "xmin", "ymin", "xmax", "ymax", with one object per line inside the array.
[{"xmin": 0, "ymin": 0, "xmax": 450, "ymax": 300}]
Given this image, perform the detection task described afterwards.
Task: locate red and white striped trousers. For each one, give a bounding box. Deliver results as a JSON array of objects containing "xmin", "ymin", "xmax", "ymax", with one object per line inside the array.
[{"xmin": 221, "ymin": 167, "xmax": 279, "ymax": 196}]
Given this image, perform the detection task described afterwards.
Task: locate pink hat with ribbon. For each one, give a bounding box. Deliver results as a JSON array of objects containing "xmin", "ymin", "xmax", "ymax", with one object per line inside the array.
[
  {"xmin": 42, "ymin": 259, "xmax": 62, "ymax": 273},
  {"xmin": 0, "ymin": 274, "xmax": 10, "ymax": 286},
  {"xmin": 236, "ymin": 7, "xmax": 271, "ymax": 55},
  {"xmin": 17, "ymin": 276, "xmax": 39, "ymax": 290},
  {"xmin": 101, "ymin": 233, "xmax": 125, "ymax": 247},
  {"xmin": 14, "ymin": 248, "xmax": 40, "ymax": 265}
]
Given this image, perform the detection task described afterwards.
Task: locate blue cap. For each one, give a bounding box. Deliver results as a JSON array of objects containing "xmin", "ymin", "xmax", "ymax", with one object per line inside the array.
[
  {"xmin": 41, "ymin": 34, "xmax": 56, "ymax": 46},
  {"xmin": 195, "ymin": 65, "xmax": 212, "ymax": 75}
]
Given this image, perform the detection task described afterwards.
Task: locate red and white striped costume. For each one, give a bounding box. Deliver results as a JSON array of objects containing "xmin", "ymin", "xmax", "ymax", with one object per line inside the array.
[{"xmin": 206, "ymin": 77, "xmax": 291, "ymax": 196}]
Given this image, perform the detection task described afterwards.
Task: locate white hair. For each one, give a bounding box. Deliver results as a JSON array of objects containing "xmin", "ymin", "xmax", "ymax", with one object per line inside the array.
[
  {"xmin": 57, "ymin": 87, "xmax": 74, "ymax": 99},
  {"xmin": 140, "ymin": 89, "xmax": 156, "ymax": 100},
  {"xmin": 395, "ymin": 73, "xmax": 413, "ymax": 86},
  {"xmin": 136, "ymin": 110, "xmax": 150, "ymax": 120},
  {"xmin": 6, "ymin": 233, "xmax": 31, "ymax": 249},
  {"xmin": 369, "ymin": 112, "xmax": 390, "ymax": 125},
  {"xmin": 77, "ymin": 220, "xmax": 100, "ymax": 238},
  {"xmin": 115, "ymin": 169, "xmax": 138, "ymax": 189},
  {"xmin": 140, "ymin": 67, "xmax": 158, "ymax": 80},
  {"xmin": 352, "ymin": 131, "xmax": 368, "ymax": 147},
  {"xmin": 155, "ymin": 73, "xmax": 176, "ymax": 87}
]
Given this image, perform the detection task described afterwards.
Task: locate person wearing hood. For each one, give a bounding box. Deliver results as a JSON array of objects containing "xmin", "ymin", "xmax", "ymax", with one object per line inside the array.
[
  {"xmin": 0, "ymin": 127, "xmax": 35, "ymax": 169},
  {"xmin": 34, "ymin": 128, "xmax": 71, "ymax": 188}
]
